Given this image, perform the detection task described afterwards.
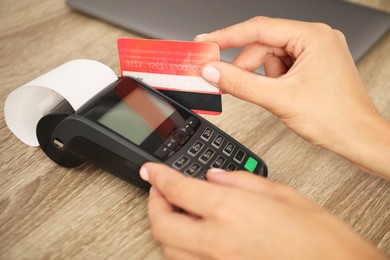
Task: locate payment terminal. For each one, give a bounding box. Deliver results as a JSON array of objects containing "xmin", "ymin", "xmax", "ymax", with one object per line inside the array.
[{"xmin": 37, "ymin": 77, "xmax": 267, "ymax": 190}]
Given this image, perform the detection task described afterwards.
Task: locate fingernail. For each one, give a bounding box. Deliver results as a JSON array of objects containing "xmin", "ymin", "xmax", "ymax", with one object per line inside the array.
[
  {"xmin": 202, "ymin": 65, "xmax": 220, "ymax": 84},
  {"xmin": 208, "ymin": 168, "xmax": 226, "ymax": 174},
  {"xmin": 139, "ymin": 166, "xmax": 149, "ymax": 181},
  {"xmin": 195, "ymin": 33, "xmax": 208, "ymax": 39}
]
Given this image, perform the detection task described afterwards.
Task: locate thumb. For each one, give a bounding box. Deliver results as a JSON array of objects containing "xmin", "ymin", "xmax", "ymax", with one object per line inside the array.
[{"xmin": 202, "ymin": 61, "xmax": 284, "ymax": 111}]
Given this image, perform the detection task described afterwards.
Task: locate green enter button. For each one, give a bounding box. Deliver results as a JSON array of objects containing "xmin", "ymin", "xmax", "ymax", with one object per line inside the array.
[{"xmin": 244, "ymin": 157, "xmax": 258, "ymax": 172}]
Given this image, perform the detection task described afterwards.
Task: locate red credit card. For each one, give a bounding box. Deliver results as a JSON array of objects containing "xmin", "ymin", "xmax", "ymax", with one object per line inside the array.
[{"xmin": 117, "ymin": 38, "xmax": 221, "ymax": 115}]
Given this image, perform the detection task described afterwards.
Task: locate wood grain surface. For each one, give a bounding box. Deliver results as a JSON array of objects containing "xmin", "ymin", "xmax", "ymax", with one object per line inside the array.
[{"xmin": 0, "ymin": 0, "xmax": 389, "ymax": 259}]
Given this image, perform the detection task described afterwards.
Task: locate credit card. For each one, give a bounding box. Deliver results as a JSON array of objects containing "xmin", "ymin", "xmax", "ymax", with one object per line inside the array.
[{"xmin": 117, "ymin": 38, "xmax": 221, "ymax": 115}]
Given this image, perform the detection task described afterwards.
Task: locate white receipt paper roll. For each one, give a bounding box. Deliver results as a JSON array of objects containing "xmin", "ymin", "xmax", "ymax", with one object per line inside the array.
[{"xmin": 4, "ymin": 59, "xmax": 118, "ymax": 146}]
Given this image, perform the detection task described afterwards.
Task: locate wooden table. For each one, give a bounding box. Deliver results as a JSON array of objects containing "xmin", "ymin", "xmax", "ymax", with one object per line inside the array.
[{"xmin": 1, "ymin": 0, "xmax": 389, "ymax": 259}]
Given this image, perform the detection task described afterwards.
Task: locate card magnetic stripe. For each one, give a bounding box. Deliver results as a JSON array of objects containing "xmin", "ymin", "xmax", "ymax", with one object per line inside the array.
[{"xmin": 158, "ymin": 89, "xmax": 222, "ymax": 113}]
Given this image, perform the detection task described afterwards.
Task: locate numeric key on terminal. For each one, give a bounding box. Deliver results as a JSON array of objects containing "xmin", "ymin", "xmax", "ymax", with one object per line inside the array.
[
  {"xmin": 223, "ymin": 142, "xmax": 235, "ymax": 156},
  {"xmin": 225, "ymin": 163, "xmax": 238, "ymax": 172},
  {"xmin": 199, "ymin": 148, "xmax": 215, "ymax": 164},
  {"xmin": 197, "ymin": 172, "xmax": 207, "ymax": 180},
  {"xmin": 201, "ymin": 128, "xmax": 214, "ymax": 141},
  {"xmin": 173, "ymin": 155, "xmax": 190, "ymax": 170},
  {"xmin": 211, "ymin": 155, "xmax": 227, "ymax": 168},
  {"xmin": 234, "ymin": 149, "xmax": 246, "ymax": 164},
  {"xmin": 212, "ymin": 134, "xmax": 224, "ymax": 149},
  {"xmin": 188, "ymin": 141, "xmax": 204, "ymax": 156},
  {"xmin": 185, "ymin": 163, "xmax": 202, "ymax": 176}
]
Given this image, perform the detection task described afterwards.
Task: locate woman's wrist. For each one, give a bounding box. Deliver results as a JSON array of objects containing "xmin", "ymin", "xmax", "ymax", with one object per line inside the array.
[{"xmin": 326, "ymin": 113, "xmax": 390, "ymax": 179}]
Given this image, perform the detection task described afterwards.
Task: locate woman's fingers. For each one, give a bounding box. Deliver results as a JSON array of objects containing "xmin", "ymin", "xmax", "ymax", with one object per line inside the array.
[
  {"xmin": 195, "ymin": 16, "xmax": 309, "ymax": 58},
  {"xmin": 201, "ymin": 61, "xmax": 289, "ymax": 112}
]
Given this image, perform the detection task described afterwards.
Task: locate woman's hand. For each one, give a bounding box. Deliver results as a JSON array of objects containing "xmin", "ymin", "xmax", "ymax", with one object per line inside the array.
[
  {"xmin": 140, "ymin": 163, "xmax": 385, "ymax": 260},
  {"xmin": 196, "ymin": 17, "xmax": 390, "ymax": 178}
]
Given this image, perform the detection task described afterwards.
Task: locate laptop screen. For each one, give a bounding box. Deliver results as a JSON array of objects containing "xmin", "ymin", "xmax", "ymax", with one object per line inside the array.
[{"xmin": 66, "ymin": 0, "xmax": 390, "ymax": 62}]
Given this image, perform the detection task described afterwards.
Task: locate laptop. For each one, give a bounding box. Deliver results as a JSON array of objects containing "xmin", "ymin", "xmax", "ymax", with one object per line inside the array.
[{"xmin": 66, "ymin": 0, "xmax": 389, "ymax": 62}]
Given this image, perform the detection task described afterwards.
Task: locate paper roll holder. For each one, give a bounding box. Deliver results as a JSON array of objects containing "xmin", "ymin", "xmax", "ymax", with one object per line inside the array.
[{"xmin": 36, "ymin": 99, "xmax": 84, "ymax": 168}]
